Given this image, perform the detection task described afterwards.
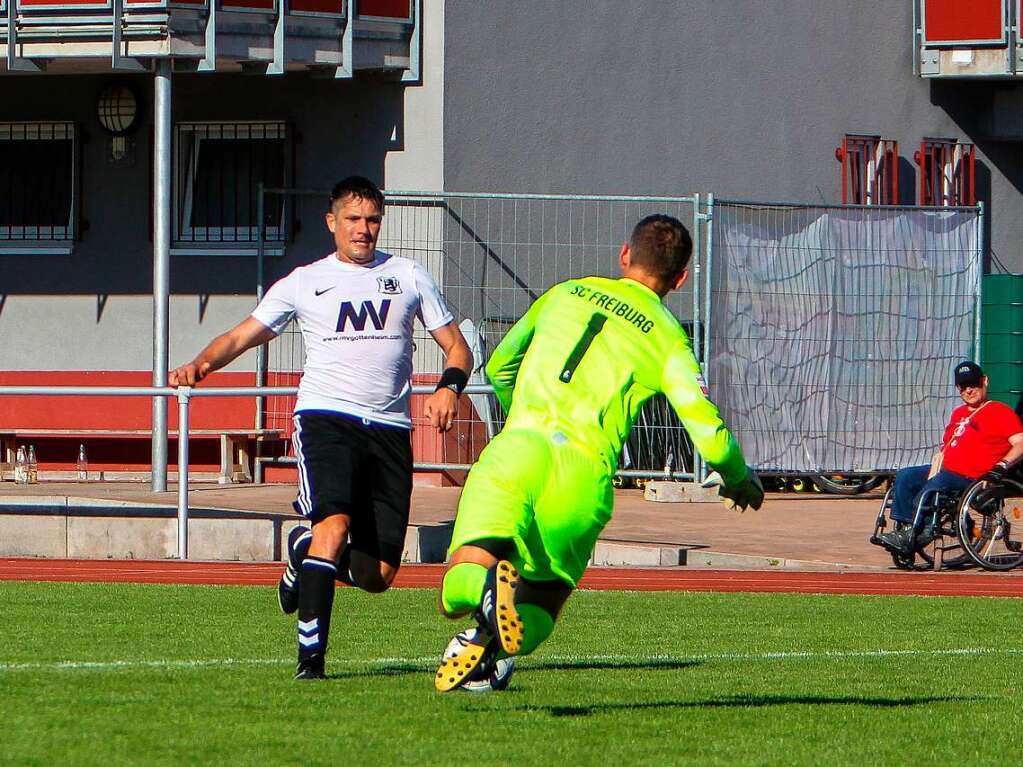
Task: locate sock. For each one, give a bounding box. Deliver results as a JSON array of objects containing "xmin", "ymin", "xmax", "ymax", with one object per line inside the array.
[
  {"xmin": 297, "ymin": 556, "xmax": 337, "ymax": 662},
  {"xmin": 288, "ymin": 528, "xmax": 312, "ymax": 574},
  {"xmin": 441, "ymin": 562, "xmax": 487, "ymax": 616},
  {"xmin": 516, "ymin": 602, "xmax": 555, "ymax": 656},
  {"xmin": 334, "ymin": 545, "xmax": 357, "ymax": 587}
]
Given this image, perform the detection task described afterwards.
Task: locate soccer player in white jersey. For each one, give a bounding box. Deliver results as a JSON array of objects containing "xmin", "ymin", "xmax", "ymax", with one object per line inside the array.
[{"xmin": 170, "ymin": 176, "xmax": 472, "ymax": 679}]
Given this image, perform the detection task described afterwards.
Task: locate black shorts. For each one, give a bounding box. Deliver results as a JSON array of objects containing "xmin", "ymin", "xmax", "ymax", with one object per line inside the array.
[{"xmin": 292, "ymin": 410, "xmax": 413, "ymax": 567}]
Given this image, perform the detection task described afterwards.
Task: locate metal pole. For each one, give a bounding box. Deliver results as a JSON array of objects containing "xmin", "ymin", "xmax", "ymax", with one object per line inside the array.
[
  {"xmin": 691, "ymin": 194, "xmax": 704, "ymax": 484},
  {"xmin": 335, "ymin": 0, "xmax": 354, "ymax": 78},
  {"xmin": 691, "ymin": 193, "xmax": 701, "ymax": 363},
  {"xmin": 253, "ymin": 184, "xmax": 267, "ymax": 482},
  {"xmin": 7, "ymin": 0, "xmax": 44, "ymax": 72},
  {"xmin": 111, "ymin": 0, "xmax": 144, "ymax": 71},
  {"xmin": 152, "ymin": 60, "xmax": 172, "ymax": 493},
  {"xmin": 177, "ymin": 387, "xmax": 191, "ymax": 559},
  {"xmin": 400, "ymin": 0, "xmax": 422, "ymax": 83},
  {"xmin": 255, "ymin": 182, "xmax": 266, "ymax": 433},
  {"xmin": 701, "ymin": 193, "xmax": 715, "ymax": 484},
  {"xmin": 6, "ymin": 0, "xmax": 15, "ymax": 71},
  {"xmin": 975, "ymin": 201, "xmax": 984, "ymax": 363}
]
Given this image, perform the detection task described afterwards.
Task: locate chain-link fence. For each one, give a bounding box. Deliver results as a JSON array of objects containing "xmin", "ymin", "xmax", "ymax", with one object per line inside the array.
[
  {"xmin": 708, "ymin": 200, "xmax": 982, "ymax": 474},
  {"xmin": 261, "ymin": 189, "xmax": 702, "ymax": 477},
  {"xmin": 260, "ymin": 190, "xmax": 983, "ymax": 481}
]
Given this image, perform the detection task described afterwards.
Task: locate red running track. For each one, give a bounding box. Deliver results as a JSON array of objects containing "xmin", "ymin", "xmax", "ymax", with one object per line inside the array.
[{"xmin": 1, "ymin": 559, "xmax": 1022, "ymax": 597}]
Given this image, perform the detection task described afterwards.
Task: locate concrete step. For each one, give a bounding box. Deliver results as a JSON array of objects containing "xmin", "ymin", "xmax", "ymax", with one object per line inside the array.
[
  {"xmin": 0, "ymin": 500, "xmax": 716, "ymax": 567},
  {"xmin": 643, "ymin": 481, "xmax": 718, "ymax": 503},
  {"xmin": 0, "ymin": 506, "xmax": 456, "ymax": 563},
  {"xmin": 0, "ymin": 497, "xmax": 873, "ymax": 570}
]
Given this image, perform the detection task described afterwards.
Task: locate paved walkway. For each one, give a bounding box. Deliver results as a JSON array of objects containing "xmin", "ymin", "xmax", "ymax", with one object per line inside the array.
[{"xmin": 0, "ymin": 480, "xmax": 904, "ymax": 569}]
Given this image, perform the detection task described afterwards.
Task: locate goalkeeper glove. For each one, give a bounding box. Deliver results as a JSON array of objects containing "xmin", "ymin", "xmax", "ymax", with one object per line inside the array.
[
  {"xmin": 981, "ymin": 461, "xmax": 1011, "ymax": 483},
  {"xmin": 701, "ymin": 467, "xmax": 764, "ymax": 513}
]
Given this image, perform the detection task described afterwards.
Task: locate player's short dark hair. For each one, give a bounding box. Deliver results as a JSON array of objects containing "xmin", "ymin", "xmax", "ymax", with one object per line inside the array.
[
  {"xmin": 628, "ymin": 214, "xmax": 692, "ymax": 283},
  {"xmin": 328, "ymin": 176, "xmax": 385, "ymax": 212}
]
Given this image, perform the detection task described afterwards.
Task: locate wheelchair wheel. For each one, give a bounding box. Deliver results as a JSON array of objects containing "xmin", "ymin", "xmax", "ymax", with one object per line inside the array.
[
  {"xmin": 956, "ymin": 479, "xmax": 1023, "ymax": 571},
  {"xmin": 919, "ymin": 513, "xmax": 973, "ymax": 571},
  {"xmin": 891, "ymin": 547, "xmax": 919, "ymax": 570},
  {"xmin": 815, "ymin": 474, "xmax": 887, "ymax": 496}
]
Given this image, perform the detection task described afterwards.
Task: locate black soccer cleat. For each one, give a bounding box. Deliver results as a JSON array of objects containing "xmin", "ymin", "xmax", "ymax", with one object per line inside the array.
[
  {"xmin": 294, "ymin": 653, "xmax": 326, "ymax": 680},
  {"xmin": 278, "ymin": 525, "xmax": 312, "ymax": 615},
  {"xmin": 476, "ymin": 560, "xmax": 523, "ymax": 656}
]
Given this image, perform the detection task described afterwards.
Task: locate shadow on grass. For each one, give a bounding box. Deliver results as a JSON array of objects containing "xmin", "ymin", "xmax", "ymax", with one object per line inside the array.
[
  {"xmin": 530, "ymin": 658, "xmax": 701, "ymax": 672},
  {"xmin": 326, "ymin": 657, "xmax": 700, "ymax": 680},
  {"xmin": 514, "ymin": 694, "xmax": 984, "ymax": 718},
  {"xmin": 326, "ymin": 663, "xmax": 427, "ymax": 680}
]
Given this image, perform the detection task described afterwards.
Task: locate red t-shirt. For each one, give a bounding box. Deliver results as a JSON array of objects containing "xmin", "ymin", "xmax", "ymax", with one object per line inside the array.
[{"xmin": 941, "ymin": 400, "xmax": 1023, "ymax": 479}]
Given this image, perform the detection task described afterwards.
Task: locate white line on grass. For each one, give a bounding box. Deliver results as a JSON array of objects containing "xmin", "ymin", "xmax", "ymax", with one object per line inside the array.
[{"xmin": 1, "ymin": 647, "xmax": 1020, "ymax": 673}]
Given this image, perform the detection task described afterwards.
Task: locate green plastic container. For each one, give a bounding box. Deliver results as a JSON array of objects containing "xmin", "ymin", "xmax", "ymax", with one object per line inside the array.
[
  {"xmin": 981, "ymin": 274, "xmax": 1023, "ymax": 404},
  {"xmin": 981, "ymin": 332, "xmax": 1023, "ymax": 363}
]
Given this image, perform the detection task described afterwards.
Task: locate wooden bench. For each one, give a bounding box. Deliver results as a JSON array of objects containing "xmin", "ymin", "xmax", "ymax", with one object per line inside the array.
[{"xmin": 0, "ymin": 429, "xmax": 283, "ymax": 484}]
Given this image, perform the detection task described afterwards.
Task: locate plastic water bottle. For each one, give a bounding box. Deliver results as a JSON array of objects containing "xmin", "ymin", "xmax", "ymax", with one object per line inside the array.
[
  {"xmin": 27, "ymin": 445, "xmax": 38, "ymax": 484},
  {"xmin": 76, "ymin": 444, "xmax": 88, "ymax": 482},
  {"xmin": 14, "ymin": 446, "xmax": 27, "ymax": 484}
]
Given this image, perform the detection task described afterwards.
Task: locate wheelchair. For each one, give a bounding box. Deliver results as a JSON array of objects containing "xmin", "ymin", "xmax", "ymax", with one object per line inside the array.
[
  {"xmin": 871, "ymin": 485, "xmax": 972, "ymax": 570},
  {"xmin": 955, "ymin": 476, "xmax": 1023, "ymax": 571},
  {"xmin": 871, "ymin": 474, "xmax": 1023, "ymax": 571}
]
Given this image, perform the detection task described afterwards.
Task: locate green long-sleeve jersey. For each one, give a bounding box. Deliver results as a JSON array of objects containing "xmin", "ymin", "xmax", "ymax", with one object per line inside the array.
[{"xmin": 486, "ymin": 276, "xmax": 748, "ymax": 486}]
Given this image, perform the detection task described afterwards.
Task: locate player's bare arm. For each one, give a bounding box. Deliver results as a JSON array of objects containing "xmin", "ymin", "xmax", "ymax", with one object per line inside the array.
[
  {"xmin": 996, "ymin": 432, "xmax": 1023, "ymax": 470},
  {"xmin": 423, "ymin": 320, "xmax": 473, "ymax": 432},
  {"xmin": 169, "ymin": 316, "xmax": 276, "ymax": 387}
]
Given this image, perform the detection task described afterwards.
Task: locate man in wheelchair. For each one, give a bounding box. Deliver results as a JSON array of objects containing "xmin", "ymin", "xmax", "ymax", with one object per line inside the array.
[{"xmin": 878, "ymin": 361, "xmax": 1023, "ymax": 556}]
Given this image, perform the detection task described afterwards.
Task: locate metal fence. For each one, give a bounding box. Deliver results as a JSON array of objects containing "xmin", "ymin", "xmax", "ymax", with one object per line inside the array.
[
  {"xmin": 707, "ymin": 200, "xmax": 983, "ymax": 474},
  {"xmin": 0, "ymin": 195, "xmax": 989, "ymax": 560},
  {"xmin": 260, "ymin": 189, "xmax": 704, "ymax": 480},
  {"xmin": 0, "ymin": 384, "xmax": 491, "ymax": 559},
  {"xmin": 256, "ymin": 189, "xmax": 984, "ymax": 480}
]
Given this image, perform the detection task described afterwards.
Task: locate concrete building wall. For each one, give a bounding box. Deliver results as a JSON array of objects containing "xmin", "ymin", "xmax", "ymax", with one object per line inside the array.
[
  {"xmin": 442, "ymin": 1, "xmax": 1023, "ymax": 271},
  {"xmin": 385, "ymin": 0, "xmax": 443, "ymax": 191},
  {"xmin": 0, "ymin": 69, "xmax": 416, "ymax": 371}
]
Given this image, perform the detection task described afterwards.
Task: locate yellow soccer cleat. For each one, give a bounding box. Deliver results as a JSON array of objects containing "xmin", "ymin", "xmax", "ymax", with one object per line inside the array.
[
  {"xmin": 477, "ymin": 560, "xmax": 523, "ymax": 655},
  {"xmin": 435, "ymin": 627, "xmax": 491, "ymax": 692}
]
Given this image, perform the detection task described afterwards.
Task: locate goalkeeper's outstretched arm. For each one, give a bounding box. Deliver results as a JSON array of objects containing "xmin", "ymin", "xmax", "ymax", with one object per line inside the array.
[
  {"xmin": 484, "ymin": 291, "xmax": 551, "ymax": 415},
  {"xmin": 660, "ymin": 340, "xmax": 763, "ymax": 511}
]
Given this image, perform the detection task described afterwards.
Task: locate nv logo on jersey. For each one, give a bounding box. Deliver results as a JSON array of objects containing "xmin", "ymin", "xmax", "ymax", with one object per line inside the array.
[{"xmin": 336, "ymin": 299, "xmax": 391, "ymax": 332}]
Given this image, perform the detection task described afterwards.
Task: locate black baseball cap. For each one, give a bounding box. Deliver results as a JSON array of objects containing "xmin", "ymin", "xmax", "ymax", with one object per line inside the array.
[{"xmin": 954, "ymin": 361, "xmax": 985, "ymax": 387}]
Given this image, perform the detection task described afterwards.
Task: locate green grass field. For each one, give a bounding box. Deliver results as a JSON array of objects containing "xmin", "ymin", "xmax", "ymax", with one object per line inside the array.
[{"xmin": 1, "ymin": 581, "xmax": 1021, "ymax": 766}]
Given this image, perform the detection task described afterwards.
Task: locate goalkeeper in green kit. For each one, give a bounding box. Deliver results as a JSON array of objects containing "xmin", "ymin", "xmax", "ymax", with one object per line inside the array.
[{"xmin": 434, "ymin": 214, "xmax": 763, "ymax": 692}]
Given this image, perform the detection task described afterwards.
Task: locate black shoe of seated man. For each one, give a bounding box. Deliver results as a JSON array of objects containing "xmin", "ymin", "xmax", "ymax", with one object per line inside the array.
[
  {"xmin": 879, "ymin": 526, "xmax": 914, "ymax": 554},
  {"xmin": 278, "ymin": 525, "xmax": 312, "ymax": 615},
  {"xmin": 294, "ymin": 653, "xmax": 326, "ymax": 680}
]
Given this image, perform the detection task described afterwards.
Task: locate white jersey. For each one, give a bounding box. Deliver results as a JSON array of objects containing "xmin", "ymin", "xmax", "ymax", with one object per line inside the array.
[{"xmin": 251, "ymin": 252, "xmax": 454, "ymax": 428}]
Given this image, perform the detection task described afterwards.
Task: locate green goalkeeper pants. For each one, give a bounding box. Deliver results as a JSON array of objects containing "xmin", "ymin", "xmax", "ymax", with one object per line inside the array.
[{"xmin": 448, "ymin": 428, "xmax": 614, "ymax": 587}]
